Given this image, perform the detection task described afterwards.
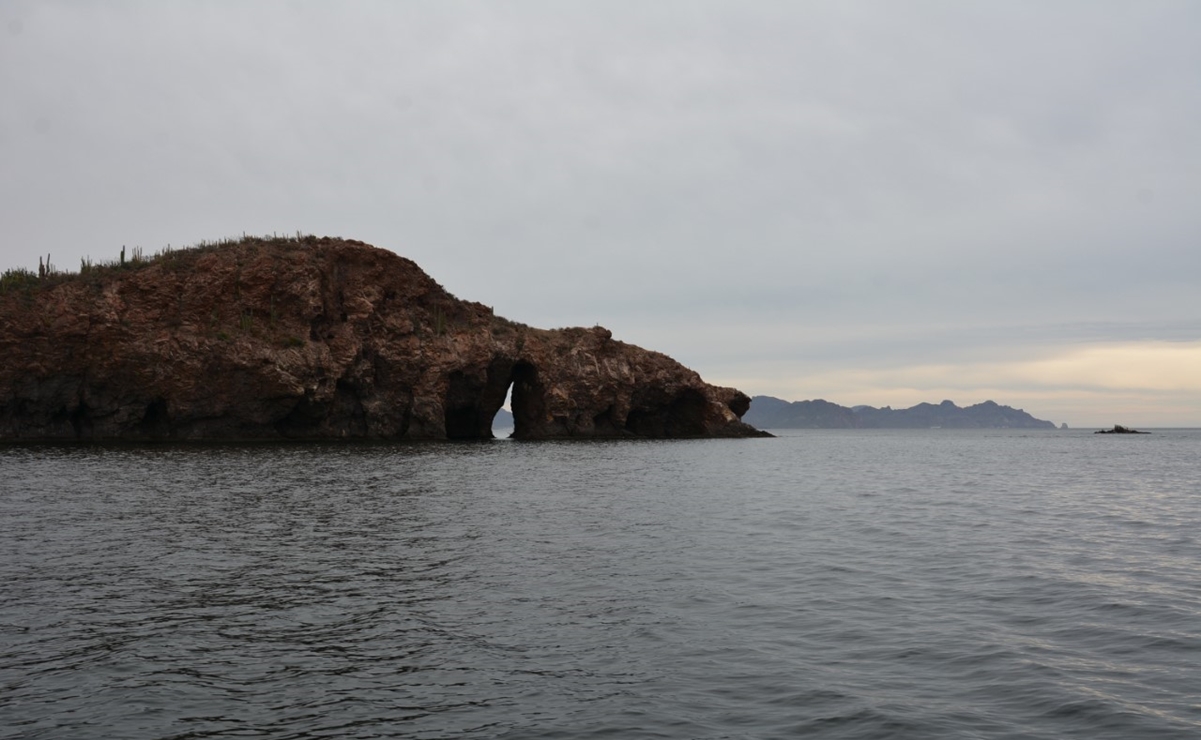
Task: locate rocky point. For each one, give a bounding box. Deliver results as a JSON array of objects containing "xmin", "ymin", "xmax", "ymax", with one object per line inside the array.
[{"xmin": 0, "ymin": 236, "xmax": 768, "ymax": 441}]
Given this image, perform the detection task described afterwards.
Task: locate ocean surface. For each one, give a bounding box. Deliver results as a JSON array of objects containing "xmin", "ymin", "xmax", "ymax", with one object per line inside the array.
[{"xmin": 2, "ymin": 428, "xmax": 1199, "ymax": 739}]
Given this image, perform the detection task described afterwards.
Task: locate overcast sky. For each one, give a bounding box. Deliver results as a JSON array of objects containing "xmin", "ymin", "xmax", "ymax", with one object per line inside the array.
[{"xmin": 3, "ymin": 1, "xmax": 1199, "ymax": 426}]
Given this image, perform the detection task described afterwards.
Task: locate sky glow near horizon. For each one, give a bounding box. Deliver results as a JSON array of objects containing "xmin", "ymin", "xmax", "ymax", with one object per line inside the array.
[{"xmin": 2, "ymin": 2, "xmax": 1199, "ymax": 427}]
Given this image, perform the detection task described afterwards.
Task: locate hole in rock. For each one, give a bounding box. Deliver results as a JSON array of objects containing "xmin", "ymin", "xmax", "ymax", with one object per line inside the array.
[
  {"xmin": 508, "ymin": 361, "xmax": 546, "ymax": 440},
  {"xmin": 442, "ymin": 361, "xmax": 546, "ymax": 440},
  {"xmin": 491, "ymin": 383, "xmax": 514, "ymax": 436}
]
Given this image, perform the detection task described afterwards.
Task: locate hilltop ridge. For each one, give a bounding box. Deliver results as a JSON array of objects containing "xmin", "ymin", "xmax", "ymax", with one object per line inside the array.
[{"xmin": 744, "ymin": 396, "xmax": 1056, "ymax": 429}]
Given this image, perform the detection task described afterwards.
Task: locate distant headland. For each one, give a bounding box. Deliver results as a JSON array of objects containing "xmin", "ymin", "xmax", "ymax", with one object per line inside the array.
[
  {"xmin": 744, "ymin": 396, "xmax": 1057, "ymax": 429},
  {"xmin": 0, "ymin": 235, "xmax": 768, "ymax": 441}
]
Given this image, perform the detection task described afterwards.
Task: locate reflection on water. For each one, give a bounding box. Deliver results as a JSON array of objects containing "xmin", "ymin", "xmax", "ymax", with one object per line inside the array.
[{"xmin": 2, "ymin": 431, "xmax": 1200, "ymax": 738}]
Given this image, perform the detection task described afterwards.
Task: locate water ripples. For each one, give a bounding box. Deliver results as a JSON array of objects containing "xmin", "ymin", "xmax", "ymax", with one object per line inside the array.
[{"xmin": 2, "ymin": 431, "xmax": 1200, "ymax": 738}]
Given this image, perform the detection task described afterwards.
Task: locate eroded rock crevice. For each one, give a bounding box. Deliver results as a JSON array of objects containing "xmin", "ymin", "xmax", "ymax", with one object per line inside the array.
[
  {"xmin": 444, "ymin": 370, "xmax": 489, "ymax": 440},
  {"xmin": 138, "ymin": 398, "xmax": 170, "ymax": 438},
  {"xmin": 624, "ymin": 388, "xmax": 707, "ymax": 438}
]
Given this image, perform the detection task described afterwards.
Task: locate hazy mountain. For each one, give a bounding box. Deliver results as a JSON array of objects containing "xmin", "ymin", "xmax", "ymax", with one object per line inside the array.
[{"xmin": 745, "ymin": 397, "xmax": 1056, "ymax": 429}]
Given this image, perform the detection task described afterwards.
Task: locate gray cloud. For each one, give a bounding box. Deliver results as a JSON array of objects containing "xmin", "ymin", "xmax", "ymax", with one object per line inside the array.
[{"xmin": 2, "ymin": 1, "xmax": 1199, "ymax": 423}]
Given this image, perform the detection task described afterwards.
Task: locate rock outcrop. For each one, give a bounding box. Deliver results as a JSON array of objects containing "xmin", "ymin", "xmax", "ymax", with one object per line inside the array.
[
  {"xmin": 0, "ymin": 236, "xmax": 768, "ymax": 441},
  {"xmin": 1094, "ymin": 425, "xmax": 1149, "ymax": 434}
]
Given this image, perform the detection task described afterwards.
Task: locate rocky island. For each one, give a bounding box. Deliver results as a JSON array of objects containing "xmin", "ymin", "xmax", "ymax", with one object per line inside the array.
[{"xmin": 0, "ymin": 236, "xmax": 768, "ymax": 441}]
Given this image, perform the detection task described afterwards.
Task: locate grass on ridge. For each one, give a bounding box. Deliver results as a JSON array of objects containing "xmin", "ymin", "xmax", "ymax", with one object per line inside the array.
[{"xmin": 0, "ymin": 232, "xmax": 319, "ymax": 295}]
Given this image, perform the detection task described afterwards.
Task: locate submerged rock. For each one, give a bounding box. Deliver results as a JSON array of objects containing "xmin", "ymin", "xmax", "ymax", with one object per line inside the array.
[
  {"xmin": 0, "ymin": 236, "xmax": 768, "ymax": 441},
  {"xmin": 1094, "ymin": 425, "xmax": 1150, "ymax": 434}
]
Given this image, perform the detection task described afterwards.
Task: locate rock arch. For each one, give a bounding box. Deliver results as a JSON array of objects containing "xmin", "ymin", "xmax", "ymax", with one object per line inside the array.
[
  {"xmin": 441, "ymin": 358, "xmax": 551, "ymax": 440},
  {"xmin": 508, "ymin": 361, "xmax": 548, "ymax": 440}
]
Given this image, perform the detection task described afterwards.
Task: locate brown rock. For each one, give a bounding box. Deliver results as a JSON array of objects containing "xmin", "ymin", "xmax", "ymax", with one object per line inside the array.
[{"xmin": 0, "ymin": 236, "xmax": 769, "ymax": 441}]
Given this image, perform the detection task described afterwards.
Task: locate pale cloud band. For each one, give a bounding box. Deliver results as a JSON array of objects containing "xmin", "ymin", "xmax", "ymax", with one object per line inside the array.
[{"xmin": 722, "ymin": 341, "xmax": 1201, "ymax": 428}]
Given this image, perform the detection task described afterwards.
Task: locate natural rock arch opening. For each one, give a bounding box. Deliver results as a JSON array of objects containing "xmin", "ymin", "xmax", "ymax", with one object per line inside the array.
[
  {"xmin": 443, "ymin": 359, "xmax": 548, "ymax": 440},
  {"xmin": 508, "ymin": 361, "xmax": 546, "ymax": 440},
  {"xmin": 446, "ymin": 360, "xmax": 716, "ymax": 440}
]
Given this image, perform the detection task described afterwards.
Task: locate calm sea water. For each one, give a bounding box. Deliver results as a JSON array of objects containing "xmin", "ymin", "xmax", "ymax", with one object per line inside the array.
[{"xmin": 2, "ymin": 429, "xmax": 1199, "ymax": 739}]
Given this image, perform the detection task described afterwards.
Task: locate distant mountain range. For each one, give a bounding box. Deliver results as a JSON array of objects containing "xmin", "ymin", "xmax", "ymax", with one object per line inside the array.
[
  {"xmin": 493, "ymin": 408, "xmax": 514, "ymax": 428},
  {"xmin": 743, "ymin": 396, "xmax": 1056, "ymax": 429}
]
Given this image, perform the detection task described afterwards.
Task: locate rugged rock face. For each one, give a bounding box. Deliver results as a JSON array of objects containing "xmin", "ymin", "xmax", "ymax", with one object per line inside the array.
[{"xmin": 0, "ymin": 236, "xmax": 768, "ymax": 441}]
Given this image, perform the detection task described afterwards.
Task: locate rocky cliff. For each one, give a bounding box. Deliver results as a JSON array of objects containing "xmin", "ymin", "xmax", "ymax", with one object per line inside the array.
[{"xmin": 0, "ymin": 236, "xmax": 767, "ymax": 441}]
